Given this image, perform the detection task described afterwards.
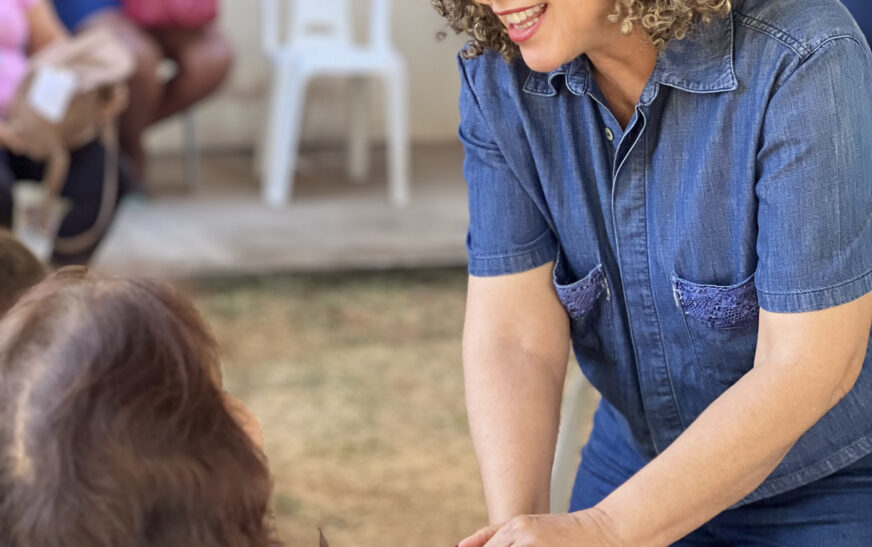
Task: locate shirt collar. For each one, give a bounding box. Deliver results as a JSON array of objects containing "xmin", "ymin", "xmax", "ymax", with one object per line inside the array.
[{"xmin": 522, "ymin": 11, "xmax": 737, "ymax": 98}]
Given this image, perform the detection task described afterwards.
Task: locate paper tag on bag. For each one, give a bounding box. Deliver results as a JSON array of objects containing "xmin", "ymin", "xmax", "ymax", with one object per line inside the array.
[{"xmin": 27, "ymin": 66, "xmax": 79, "ymax": 124}]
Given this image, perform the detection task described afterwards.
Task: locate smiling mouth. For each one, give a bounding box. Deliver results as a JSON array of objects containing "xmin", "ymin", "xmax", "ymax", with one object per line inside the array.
[{"xmin": 502, "ymin": 4, "xmax": 547, "ymax": 30}]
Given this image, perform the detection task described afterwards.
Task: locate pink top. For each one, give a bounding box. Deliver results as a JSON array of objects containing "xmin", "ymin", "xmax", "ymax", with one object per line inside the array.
[{"xmin": 0, "ymin": 0, "xmax": 39, "ymax": 117}]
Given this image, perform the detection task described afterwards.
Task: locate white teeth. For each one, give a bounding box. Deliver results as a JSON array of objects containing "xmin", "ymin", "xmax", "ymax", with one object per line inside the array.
[{"xmin": 505, "ymin": 4, "xmax": 545, "ymax": 27}]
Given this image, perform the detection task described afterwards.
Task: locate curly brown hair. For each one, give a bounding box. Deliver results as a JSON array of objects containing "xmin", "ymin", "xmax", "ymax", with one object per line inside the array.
[{"xmin": 432, "ymin": 0, "xmax": 732, "ymax": 60}]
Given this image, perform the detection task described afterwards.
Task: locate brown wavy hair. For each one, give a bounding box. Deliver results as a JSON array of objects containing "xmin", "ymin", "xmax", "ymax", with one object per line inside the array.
[
  {"xmin": 432, "ymin": 0, "xmax": 732, "ymax": 60},
  {"xmin": 0, "ymin": 269, "xmax": 278, "ymax": 547}
]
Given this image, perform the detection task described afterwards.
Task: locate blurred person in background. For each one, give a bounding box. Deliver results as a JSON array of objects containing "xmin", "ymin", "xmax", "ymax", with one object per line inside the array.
[
  {"xmin": 53, "ymin": 0, "xmax": 234, "ymax": 184},
  {"xmin": 0, "ymin": 0, "xmax": 133, "ymax": 266},
  {"xmin": 843, "ymin": 0, "xmax": 871, "ymax": 45},
  {"xmin": 435, "ymin": 0, "xmax": 872, "ymax": 545}
]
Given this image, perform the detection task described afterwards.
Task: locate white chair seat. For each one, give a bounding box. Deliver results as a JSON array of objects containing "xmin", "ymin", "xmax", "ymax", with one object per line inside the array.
[{"xmin": 273, "ymin": 46, "xmax": 402, "ymax": 74}]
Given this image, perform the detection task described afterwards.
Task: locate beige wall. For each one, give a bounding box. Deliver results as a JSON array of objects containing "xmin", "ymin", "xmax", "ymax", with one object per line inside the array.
[{"xmin": 147, "ymin": 0, "xmax": 469, "ymax": 153}]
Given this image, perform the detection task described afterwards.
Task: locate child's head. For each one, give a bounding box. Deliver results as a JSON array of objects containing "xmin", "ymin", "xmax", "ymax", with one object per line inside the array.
[
  {"xmin": 0, "ymin": 229, "xmax": 46, "ymax": 316},
  {"xmin": 0, "ymin": 269, "xmax": 276, "ymax": 547}
]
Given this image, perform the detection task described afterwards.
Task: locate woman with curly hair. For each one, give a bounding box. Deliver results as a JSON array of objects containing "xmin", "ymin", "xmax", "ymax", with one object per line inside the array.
[{"xmin": 434, "ymin": 0, "xmax": 872, "ymax": 545}]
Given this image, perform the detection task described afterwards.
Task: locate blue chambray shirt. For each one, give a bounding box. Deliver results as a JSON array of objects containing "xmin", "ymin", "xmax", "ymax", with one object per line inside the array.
[{"xmin": 458, "ymin": 0, "xmax": 872, "ymax": 505}]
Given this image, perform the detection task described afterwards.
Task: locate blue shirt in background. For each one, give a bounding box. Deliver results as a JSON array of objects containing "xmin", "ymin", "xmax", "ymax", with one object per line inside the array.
[
  {"xmin": 52, "ymin": 0, "xmax": 121, "ymax": 31},
  {"xmin": 458, "ymin": 0, "xmax": 872, "ymax": 505}
]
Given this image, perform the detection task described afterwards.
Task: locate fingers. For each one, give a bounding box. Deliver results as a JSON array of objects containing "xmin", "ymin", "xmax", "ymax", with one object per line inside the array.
[{"xmin": 457, "ymin": 523, "xmax": 501, "ymax": 547}]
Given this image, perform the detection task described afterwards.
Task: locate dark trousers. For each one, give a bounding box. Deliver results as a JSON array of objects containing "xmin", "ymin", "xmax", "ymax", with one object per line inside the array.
[{"xmin": 0, "ymin": 140, "xmax": 131, "ymax": 266}]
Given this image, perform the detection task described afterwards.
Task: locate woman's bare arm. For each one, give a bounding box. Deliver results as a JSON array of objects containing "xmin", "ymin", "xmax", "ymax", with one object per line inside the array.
[
  {"xmin": 593, "ymin": 291, "xmax": 872, "ymax": 546},
  {"xmin": 463, "ymin": 262, "xmax": 571, "ymax": 522},
  {"xmin": 27, "ymin": 0, "xmax": 69, "ymax": 53}
]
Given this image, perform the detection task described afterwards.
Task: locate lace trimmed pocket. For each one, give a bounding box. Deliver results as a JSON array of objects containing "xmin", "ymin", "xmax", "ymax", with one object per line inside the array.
[
  {"xmin": 554, "ymin": 258, "xmax": 616, "ymax": 366},
  {"xmin": 672, "ymin": 273, "xmax": 760, "ymax": 386}
]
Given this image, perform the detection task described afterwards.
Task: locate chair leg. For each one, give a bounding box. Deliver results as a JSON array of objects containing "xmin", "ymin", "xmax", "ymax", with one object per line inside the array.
[
  {"xmin": 550, "ymin": 371, "xmax": 590, "ymax": 514},
  {"xmin": 183, "ymin": 111, "xmax": 200, "ymax": 193},
  {"xmin": 262, "ymin": 62, "xmax": 307, "ymax": 207},
  {"xmin": 384, "ymin": 62, "xmax": 410, "ymax": 207},
  {"xmin": 348, "ymin": 76, "xmax": 370, "ymax": 184}
]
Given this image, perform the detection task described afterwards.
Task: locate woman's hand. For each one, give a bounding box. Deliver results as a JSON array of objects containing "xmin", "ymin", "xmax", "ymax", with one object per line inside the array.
[
  {"xmin": 457, "ymin": 510, "xmax": 621, "ymax": 547},
  {"xmin": 0, "ymin": 121, "xmax": 25, "ymax": 155}
]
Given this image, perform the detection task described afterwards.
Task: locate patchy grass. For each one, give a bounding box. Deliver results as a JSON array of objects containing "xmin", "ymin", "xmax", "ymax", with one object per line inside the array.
[{"xmin": 191, "ymin": 269, "xmax": 488, "ymax": 546}]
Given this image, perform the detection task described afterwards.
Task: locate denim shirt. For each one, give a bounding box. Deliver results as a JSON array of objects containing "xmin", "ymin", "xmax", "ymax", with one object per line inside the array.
[{"xmin": 458, "ymin": 0, "xmax": 872, "ymax": 505}]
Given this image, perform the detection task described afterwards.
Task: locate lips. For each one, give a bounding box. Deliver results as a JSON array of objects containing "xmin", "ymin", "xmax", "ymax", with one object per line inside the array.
[{"xmin": 499, "ymin": 3, "xmax": 548, "ymax": 44}]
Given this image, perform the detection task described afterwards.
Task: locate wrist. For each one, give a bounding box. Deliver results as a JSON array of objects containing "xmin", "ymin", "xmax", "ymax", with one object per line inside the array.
[
  {"xmin": 486, "ymin": 490, "xmax": 550, "ymax": 524},
  {"xmin": 574, "ymin": 506, "xmax": 626, "ymax": 547}
]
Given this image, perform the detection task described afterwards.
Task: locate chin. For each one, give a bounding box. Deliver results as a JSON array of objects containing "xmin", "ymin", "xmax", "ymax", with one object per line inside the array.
[{"xmin": 519, "ymin": 47, "xmax": 568, "ymax": 73}]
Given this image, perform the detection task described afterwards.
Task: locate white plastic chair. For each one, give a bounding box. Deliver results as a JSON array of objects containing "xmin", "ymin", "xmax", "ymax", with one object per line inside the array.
[
  {"xmin": 550, "ymin": 371, "xmax": 593, "ymax": 513},
  {"xmin": 158, "ymin": 60, "xmax": 200, "ymax": 192},
  {"xmin": 260, "ymin": 0, "xmax": 410, "ymax": 207}
]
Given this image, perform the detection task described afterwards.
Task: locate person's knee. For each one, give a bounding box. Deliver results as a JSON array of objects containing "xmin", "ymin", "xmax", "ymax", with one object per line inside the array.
[
  {"xmin": 178, "ymin": 30, "xmax": 234, "ymax": 89},
  {"xmin": 204, "ymin": 30, "xmax": 234, "ymax": 77},
  {"xmin": 83, "ymin": 14, "xmax": 164, "ymax": 87},
  {"xmin": 128, "ymin": 35, "xmax": 164, "ymax": 88}
]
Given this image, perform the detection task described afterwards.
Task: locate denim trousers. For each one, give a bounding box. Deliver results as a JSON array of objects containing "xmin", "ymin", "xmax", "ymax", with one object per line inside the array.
[{"xmin": 569, "ymin": 399, "xmax": 872, "ymax": 546}]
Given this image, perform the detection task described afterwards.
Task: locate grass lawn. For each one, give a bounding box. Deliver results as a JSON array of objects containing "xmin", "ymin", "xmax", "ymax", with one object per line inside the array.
[{"xmin": 191, "ymin": 269, "xmax": 489, "ymax": 546}]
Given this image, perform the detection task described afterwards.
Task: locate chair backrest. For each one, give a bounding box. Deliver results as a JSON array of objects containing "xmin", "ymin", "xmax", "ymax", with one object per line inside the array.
[
  {"xmin": 261, "ymin": 0, "xmax": 396, "ymax": 54},
  {"xmin": 368, "ymin": 0, "xmax": 393, "ymax": 50},
  {"xmin": 290, "ymin": 0, "xmax": 354, "ymax": 46}
]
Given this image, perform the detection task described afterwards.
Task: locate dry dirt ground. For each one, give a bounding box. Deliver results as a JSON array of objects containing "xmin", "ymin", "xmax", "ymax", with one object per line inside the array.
[
  {"xmin": 191, "ymin": 269, "xmax": 488, "ymax": 547},
  {"xmin": 192, "ymin": 268, "xmax": 596, "ymax": 547}
]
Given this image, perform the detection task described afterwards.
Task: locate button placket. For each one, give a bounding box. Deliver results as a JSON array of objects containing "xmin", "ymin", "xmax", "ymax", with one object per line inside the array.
[{"xmin": 610, "ymin": 116, "xmax": 685, "ymax": 453}]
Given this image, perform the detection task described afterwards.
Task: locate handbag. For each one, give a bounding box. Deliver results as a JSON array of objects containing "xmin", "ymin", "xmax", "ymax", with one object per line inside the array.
[
  {"xmin": 122, "ymin": 0, "xmax": 219, "ymax": 29},
  {"xmin": 0, "ymin": 28, "xmax": 134, "ymax": 258}
]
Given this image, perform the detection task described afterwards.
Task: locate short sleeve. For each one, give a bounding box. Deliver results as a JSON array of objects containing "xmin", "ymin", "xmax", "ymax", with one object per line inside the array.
[
  {"xmin": 754, "ymin": 37, "xmax": 872, "ymax": 312},
  {"xmin": 458, "ymin": 56, "xmax": 558, "ymax": 277}
]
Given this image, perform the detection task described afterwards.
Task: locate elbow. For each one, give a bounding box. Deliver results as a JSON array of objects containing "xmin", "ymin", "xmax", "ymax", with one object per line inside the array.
[{"xmin": 830, "ymin": 352, "xmax": 865, "ymax": 409}]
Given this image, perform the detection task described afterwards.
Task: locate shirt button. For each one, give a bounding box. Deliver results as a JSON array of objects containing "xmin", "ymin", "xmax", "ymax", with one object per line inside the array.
[{"xmin": 604, "ymin": 127, "xmax": 614, "ymax": 142}]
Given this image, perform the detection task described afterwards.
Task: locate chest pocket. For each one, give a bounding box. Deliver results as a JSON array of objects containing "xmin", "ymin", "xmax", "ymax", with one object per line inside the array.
[
  {"xmin": 672, "ymin": 273, "xmax": 759, "ymax": 386},
  {"xmin": 553, "ymin": 255, "xmax": 616, "ymax": 367}
]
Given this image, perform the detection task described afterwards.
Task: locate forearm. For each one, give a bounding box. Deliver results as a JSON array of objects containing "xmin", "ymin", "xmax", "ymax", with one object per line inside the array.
[
  {"xmin": 27, "ymin": 1, "xmax": 69, "ymax": 53},
  {"xmin": 464, "ymin": 343, "xmax": 567, "ymax": 523},
  {"xmin": 594, "ymin": 357, "xmax": 855, "ymax": 546}
]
